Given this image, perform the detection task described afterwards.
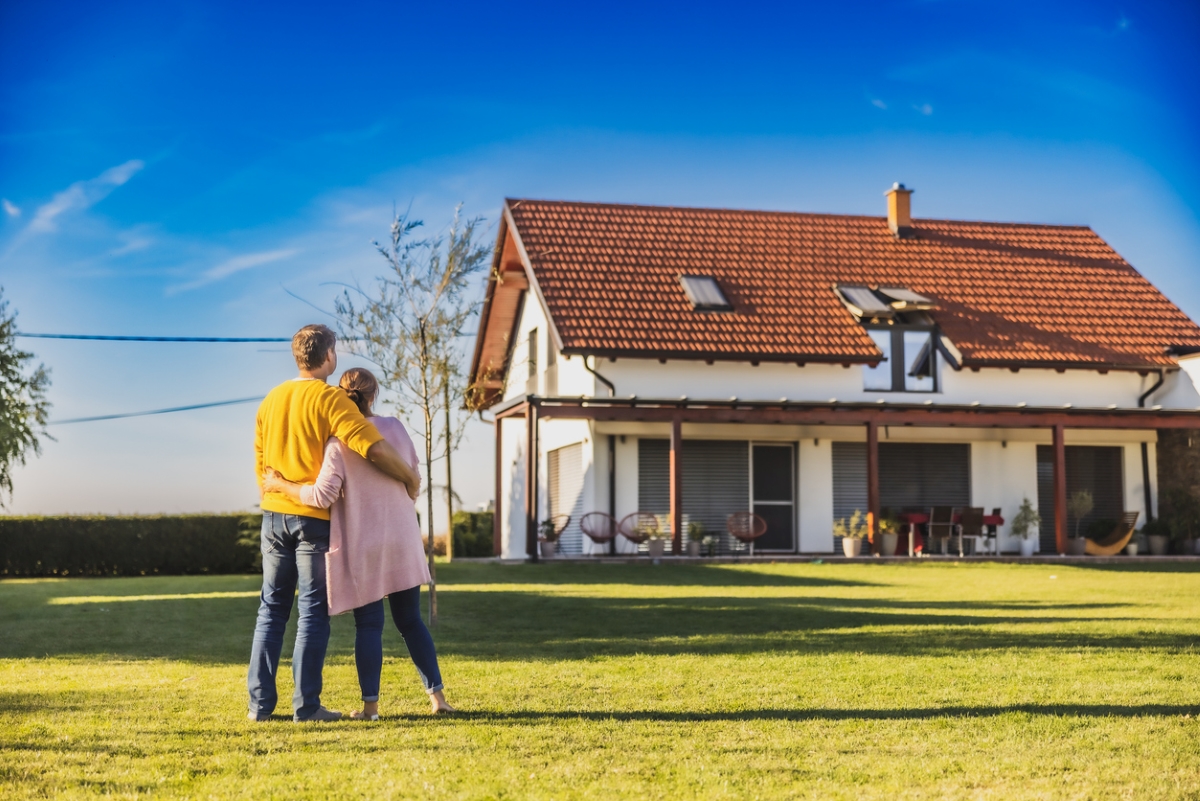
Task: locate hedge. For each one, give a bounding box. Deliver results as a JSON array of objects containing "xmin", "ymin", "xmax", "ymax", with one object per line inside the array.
[
  {"xmin": 452, "ymin": 511, "xmax": 495, "ymax": 558},
  {"xmin": 0, "ymin": 514, "xmax": 261, "ymax": 577}
]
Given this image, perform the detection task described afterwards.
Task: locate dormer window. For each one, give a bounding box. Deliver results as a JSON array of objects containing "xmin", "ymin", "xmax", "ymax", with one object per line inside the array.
[
  {"xmin": 835, "ymin": 284, "xmax": 944, "ymax": 393},
  {"xmin": 679, "ymin": 275, "xmax": 733, "ymax": 311}
]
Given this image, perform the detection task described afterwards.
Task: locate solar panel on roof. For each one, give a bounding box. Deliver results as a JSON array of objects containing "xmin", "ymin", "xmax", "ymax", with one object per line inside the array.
[{"xmin": 679, "ymin": 275, "xmax": 733, "ymax": 311}]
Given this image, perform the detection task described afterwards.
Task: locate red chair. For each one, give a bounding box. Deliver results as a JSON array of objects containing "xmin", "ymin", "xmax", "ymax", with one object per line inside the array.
[
  {"xmin": 618, "ymin": 512, "xmax": 660, "ymax": 550},
  {"xmin": 580, "ymin": 512, "xmax": 618, "ymax": 555},
  {"xmin": 726, "ymin": 511, "xmax": 767, "ymax": 557}
]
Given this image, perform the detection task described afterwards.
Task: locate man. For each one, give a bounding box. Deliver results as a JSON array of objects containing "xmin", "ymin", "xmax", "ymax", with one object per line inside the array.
[{"xmin": 248, "ymin": 324, "xmax": 420, "ymax": 722}]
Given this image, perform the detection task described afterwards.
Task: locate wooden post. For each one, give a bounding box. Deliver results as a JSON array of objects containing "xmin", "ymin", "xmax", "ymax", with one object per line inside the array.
[
  {"xmin": 670, "ymin": 414, "xmax": 683, "ymax": 555},
  {"xmin": 1053, "ymin": 423, "xmax": 1067, "ymax": 554},
  {"xmin": 866, "ymin": 420, "xmax": 880, "ymax": 553},
  {"xmin": 525, "ymin": 403, "xmax": 539, "ymax": 562},
  {"xmin": 444, "ymin": 381, "xmax": 453, "ymax": 562},
  {"xmin": 493, "ymin": 417, "xmax": 502, "ymax": 556}
]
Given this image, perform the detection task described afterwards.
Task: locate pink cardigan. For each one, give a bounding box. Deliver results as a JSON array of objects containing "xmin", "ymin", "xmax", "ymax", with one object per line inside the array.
[{"xmin": 300, "ymin": 416, "xmax": 430, "ymax": 616}]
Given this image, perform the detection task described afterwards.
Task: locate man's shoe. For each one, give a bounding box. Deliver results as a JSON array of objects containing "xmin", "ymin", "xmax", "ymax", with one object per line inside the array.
[
  {"xmin": 295, "ymin": 706, "xmax": 342, "ymax": 723},
  {"xmin": 247, "ymin": 711, "xmax": 272, "ymax": 722}
]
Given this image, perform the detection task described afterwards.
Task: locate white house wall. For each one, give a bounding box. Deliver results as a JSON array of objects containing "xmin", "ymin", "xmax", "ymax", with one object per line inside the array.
[{"xmin": 596, "ymin": 358, "xmax": 1195, "ymax": 410}]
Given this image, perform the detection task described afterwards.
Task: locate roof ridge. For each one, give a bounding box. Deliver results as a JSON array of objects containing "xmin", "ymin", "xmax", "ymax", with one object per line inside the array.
[{"xmin": 506, "ymin": 197, "xmax": 1095, "ymax": 232}]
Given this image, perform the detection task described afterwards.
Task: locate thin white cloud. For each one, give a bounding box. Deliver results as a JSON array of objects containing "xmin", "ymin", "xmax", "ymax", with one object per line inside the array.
[
  {"xmin": 168, "ymin": 248, "xmax": 300, "ymax": 294},
  {"xmin": 2, "ymin": 199, "xmax": 19, "ymax": 217},
  {"xmin": 28, "ymin": 159, "xmax": 144, "ymax": 233},
  {"xmin": 871, "ymin": 98, "xmax": 887, "ymax": 110},
  {"xmin": 913, "ymin": 103, "xmax": 933, "ymax": 115}
]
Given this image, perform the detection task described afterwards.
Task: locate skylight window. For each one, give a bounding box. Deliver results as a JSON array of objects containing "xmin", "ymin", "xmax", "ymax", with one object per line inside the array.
[
  {"xmin": 836, "ymin": 285, "xmax": 894, "ymax": 318},
  {"xmin": 679, "ymin": 275, "xmax": 733, "ymax": 311},
  {"xmin": 876, "ymin": 287, "xmax": 936, "ymax": 310}
]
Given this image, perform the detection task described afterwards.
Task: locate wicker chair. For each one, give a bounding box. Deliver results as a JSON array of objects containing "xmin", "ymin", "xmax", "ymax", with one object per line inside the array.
[
  {"xmin": 580, "ymin": 512, "xmax": 618, "ymax": 555},
  {"xmin": 726, "ymin": 511, "xmax": 767, "ymax": 557},
  {"xmin": 618, "ymin": 512, "xmax": 661, "ymax": 551}
]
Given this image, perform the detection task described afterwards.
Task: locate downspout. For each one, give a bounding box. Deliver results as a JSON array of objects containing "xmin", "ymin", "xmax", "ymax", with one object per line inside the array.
[
  {"xmin": 583, "ymin": 355, "xmax": 616, "ymax": 397},
  {"xmin": 1138, "ymin": 369, "xmax": 1166, "ymax": 522}
]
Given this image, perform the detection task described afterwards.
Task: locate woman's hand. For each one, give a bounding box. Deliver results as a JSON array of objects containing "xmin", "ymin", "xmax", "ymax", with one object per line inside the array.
[{"xmin": 262, "ymin": 467, "xmax": 296, "ymax": 495}]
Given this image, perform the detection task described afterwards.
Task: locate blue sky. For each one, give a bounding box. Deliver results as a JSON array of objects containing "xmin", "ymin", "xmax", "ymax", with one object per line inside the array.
[{"xmin": 1, "ymin": 0, "xmax": 1198, "ymax": 523}]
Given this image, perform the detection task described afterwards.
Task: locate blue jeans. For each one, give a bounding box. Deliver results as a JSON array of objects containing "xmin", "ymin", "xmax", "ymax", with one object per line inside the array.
[
  {"xmin": 352, "ymin": 586, "xmax": 443, "ymax": 701},
  {"xmin": 247, "ymin": 512, "xmax": 331, "ymax": 720}
]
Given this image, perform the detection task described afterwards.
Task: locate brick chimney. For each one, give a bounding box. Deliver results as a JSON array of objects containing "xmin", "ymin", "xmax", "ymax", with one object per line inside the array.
[{"xmin": 885, "ymin": 182, "xmax": 914, "ymax": 238}]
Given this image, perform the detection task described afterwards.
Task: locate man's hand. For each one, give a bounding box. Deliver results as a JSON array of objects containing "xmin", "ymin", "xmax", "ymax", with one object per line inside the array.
[{"xmin": 365, "ymin": 440, "xmax": 421, "ymax": 500}]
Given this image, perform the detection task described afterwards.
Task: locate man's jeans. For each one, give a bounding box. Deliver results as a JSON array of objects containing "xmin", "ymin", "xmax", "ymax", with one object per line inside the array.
[{"xmin": 247, "ymin": 512, "xmax": 331, "ymax": 720}]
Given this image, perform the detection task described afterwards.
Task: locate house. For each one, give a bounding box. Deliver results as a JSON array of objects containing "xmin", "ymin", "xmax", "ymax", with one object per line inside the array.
[{"xmin": 468, "ymin": 185, "xmax": 1200, "ymax": 559}]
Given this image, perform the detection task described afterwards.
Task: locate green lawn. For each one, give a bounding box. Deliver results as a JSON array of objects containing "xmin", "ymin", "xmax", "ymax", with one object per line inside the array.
[{"xmin": 3, "ymin": 561, "xmax": 1200, "ymax": 799}]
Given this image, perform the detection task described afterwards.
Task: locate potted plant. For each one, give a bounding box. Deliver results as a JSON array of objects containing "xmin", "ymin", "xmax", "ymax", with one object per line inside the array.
[
  {"xmin": 538, "ymin": 518, "xmax": 560, "ymax": 559},
  {"xmin": 834, "ymin": 510, "xmax": 868, "ymax": 557},
  {"xmin": 686, "ymin": 520, "xmax": 705, "ymax": 557},
  {"xmin": 1010, "ymin": 497, "xmax": 1041, "ymax": 557},
  {"xmin": 702, "ymin": 533, "xmax": 720, "ymax": 557},
  {"xmin": 646, "ymin": 533, "xmax": 667, "ymax": 559},
  {"xmin": 1142, "ymin": 517, "xmax": 1171, "ymax": 556},
  {"xmin": 1162, "ymin": 488, "xmax": 1200, "ymax": 555},
  {"xmin": 1065, "ymin": 490, "xmax": 1094, "ymax": 556},
  {"xmin": 878, "ymin": 512, "xmax": 901, "ymax": 557}
]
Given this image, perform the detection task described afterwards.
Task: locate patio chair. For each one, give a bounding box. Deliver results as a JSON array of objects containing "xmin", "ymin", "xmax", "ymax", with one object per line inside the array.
[
  {"xmin": 984, "ymin": 507, "xmax": 1002, "ymax": 554},
  {"xmin": 927, "ymin": 506, "xmax": 957, "ymax": 555},
  {"xmin": 1085, "ymin": 510, "xmax": 1140, "ymax": 556},
  {"xmin": 618, "ymin": 511, "xmax": 660, "ymax": 551},
  {"xmin": 957, "ymin": 507, "xmax": 986, "ymax": 558},
  {"xmin": 580, "ymin": 512, "xmax": 618, "ymax": 555},
  {"xmin": 726, "ymin": 511, "xmax": 767, "ymax": 557}
]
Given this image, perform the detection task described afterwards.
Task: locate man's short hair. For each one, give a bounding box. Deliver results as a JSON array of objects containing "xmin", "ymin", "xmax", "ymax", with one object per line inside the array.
[{"xmin": 292, "ymin": 325, "xmax": 337, "ymax": 370}]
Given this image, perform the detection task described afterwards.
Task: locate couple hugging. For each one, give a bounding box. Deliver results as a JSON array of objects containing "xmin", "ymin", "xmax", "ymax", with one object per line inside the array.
[{"xmin": 247, "ymin": 324, "xmax": 454, "ymax": 722}]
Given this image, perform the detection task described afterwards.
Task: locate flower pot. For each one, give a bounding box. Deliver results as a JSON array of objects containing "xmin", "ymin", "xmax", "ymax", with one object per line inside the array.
[
  {"xmin": 842, "ymin": 537, "xmax": 863, "ymax": 558},
  {"xmin": 687, "ymin": 540, "xmax": 701, "ymax": 557},
  {"xmin": 1019, "ymin": 537, "xmax": 1037, "ymax": 557},
  {"xmin": 539, "ymin": 540, "xmax": 556, "ymax": 559},
  {"xmin": 1148, "ymin": 534, "xmax": 1169, "ymax": 556},
  {"xmin": 880, "ymin": 532, "xmax": 899, "ymax": 556},
  {"xmin": 1066, "ymin": 537, "xmax": 1088, "ymax": 556},
  {"xmin": 1125, "ymin": 542, "xmax": 1138, "ymax": 556},
  {"xmin": 647, "ymin": 539, "xmax": 666, "ymax": 558}
]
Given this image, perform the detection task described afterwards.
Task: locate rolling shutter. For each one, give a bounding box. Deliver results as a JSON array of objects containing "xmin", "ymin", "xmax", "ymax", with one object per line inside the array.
[
  {"xmin": 638, "ymin": 438, "xmax": 750, "ymax": 553},
  {"xmin": 879, "ymin": 443, "xmax": 971, "ymax": 510},
  {"xmin": 1036, "ymin": 445, "xmax": 1124, "ymax": 552},
  {"xmin": 548, "ymin": 443, "xmax": 585, "ymax": 555},
  {"xmin": 832, "ymin": 442, "xmax": 868, "ymax": 524}
]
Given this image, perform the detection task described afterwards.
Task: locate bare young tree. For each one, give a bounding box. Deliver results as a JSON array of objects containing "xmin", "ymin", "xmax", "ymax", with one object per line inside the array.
[
  {"xmin": 0, "ymin": 288, "xmax": 51, "ymax": 507},
  {"xmin": 335, "ymin": 206, "xmax": 490, "ymax": 624}
]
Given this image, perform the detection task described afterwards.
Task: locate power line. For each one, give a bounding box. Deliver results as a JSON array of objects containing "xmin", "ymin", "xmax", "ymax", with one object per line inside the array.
[
  {"xmin": 18, "ymin": 333, "xmax": 291, "ymax": 342},
  {"xmin": 49, "ymin": 396, "xmax": 264, "ymax": 425}
]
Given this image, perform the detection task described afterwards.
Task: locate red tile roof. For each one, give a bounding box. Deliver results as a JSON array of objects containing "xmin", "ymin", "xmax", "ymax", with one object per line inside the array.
[{"xmin": 471, "ymin": 198, "xmax": 1200, "ymax": 398}]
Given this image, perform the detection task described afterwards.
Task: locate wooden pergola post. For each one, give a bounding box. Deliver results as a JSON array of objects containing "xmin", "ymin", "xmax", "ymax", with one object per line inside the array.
[
  {"xmin": 493, "ymin": 417, "xmax": 503, "ymax": 556},
  {"xmin": 866, "ymin": 420, "xmax": 880, "ymax": 553},
  {"xmin": 1053, "ymin": 423, "xmax": 1067, "ymax": 554},
  {"xmin": 525, "ymin": 403, "xmax": 539, "ymax": 562},
  {"xmin": 670, "ymin": 414, "xmax": 683, "ymax": 555}
]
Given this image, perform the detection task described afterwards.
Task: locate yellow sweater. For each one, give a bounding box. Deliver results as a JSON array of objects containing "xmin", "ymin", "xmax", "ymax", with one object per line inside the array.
[{"xmin": 255, "ymin": 378, "xmax": 384, "ymax": 520}]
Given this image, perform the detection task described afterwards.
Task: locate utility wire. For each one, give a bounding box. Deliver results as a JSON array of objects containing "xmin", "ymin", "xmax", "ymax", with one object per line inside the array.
[
  {"xmin": 18, "ymin": 333, "xmax": 291, "ymax": 342},
  {"xmin": 49, "ymin": 396, "xmax": 264, "ymax": 425}
]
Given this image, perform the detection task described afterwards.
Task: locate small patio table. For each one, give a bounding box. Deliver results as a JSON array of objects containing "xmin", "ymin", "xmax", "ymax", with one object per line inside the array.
[{"xmin": 897, "ymin": 512, "xmax": 1005, "ymax": 557}]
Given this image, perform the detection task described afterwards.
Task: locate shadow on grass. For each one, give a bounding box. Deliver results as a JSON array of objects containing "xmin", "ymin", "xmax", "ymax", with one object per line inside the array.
[{"xmin": 0, "ymin": 582, "xmax": 1188, "ymax": 663}]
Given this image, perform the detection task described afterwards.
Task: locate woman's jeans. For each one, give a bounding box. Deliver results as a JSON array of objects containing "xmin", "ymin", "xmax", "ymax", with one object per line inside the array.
[
  {"xmin": 247, "ymin": 513, "xmax": 331, "ymax": 720},
  {"xmin": 352, "ymin": 586, "xmax": 443, "ymax": 701}
]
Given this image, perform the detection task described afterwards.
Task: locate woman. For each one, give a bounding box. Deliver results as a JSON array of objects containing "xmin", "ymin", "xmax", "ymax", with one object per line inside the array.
[{"xmin": 263, "ymin": 368, "xmax": 454, "ymax": 719}]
